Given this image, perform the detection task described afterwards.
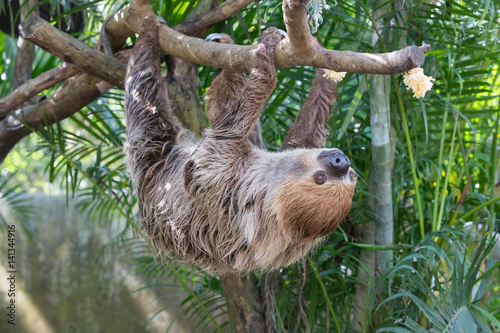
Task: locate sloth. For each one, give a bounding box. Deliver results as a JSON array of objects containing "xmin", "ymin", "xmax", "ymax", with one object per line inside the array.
[{"xmin": 125, "ymin": 16, "xmax": 357, "ymax": 274}]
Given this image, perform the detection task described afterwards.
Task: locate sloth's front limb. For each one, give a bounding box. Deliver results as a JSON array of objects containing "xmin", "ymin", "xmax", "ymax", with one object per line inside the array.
[
  {"xmin": 281, "ymin": 69, "xmax": 338, "ymax": 151},
  {"xmin": 204, "ymin": 34, "xmax": 247, "ymax": 126},
  {"xmin": 211, "ymin": 28, "xmax": 281, "ymax": 142},
  {"xmin": 125, "ymin": 16, "xmax": 182, "ymax": 190},
  {"xmin": 204, "ymin": 34, "xmax": 264, "ymax": 148}
]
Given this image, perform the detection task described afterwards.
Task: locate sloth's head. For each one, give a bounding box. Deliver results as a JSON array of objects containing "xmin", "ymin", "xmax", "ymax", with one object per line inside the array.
[{"xmin": 271, "ymin": 148, "xmax": 357, "ymax": 241}]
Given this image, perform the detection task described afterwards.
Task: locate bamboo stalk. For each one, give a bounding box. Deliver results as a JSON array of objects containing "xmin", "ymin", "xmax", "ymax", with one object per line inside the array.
[
  {"xmin": 394, "ymin": 78, "xmax": 425, "ymax": 238},
  {"xmin": 436, "ymin": 119, "xmax": 458, "ymax": 231},
  {"xmin": 432, "ymin": 93, "xmax": 451, "ymax": 231},
  {"xmin": 489, "ymin": 107, "xmax": 499, "ymax": 236}
]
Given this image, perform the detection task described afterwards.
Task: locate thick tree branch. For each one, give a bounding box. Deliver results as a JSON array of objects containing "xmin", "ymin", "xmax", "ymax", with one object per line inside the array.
[
  {"xmin": 12, "ymin": 39, "xmax": 35, "ymax": 92},
  {"xmin": 0, "ymin": 0, "xmax": 248, "ymax": 117},
  {"xmin": 120, "ymin": 0, "xmax": 430, "ymax": 73},
  {"xmin": 105, "ymin": 0, "xmax": 257, "ymax": 49},
  {"xmin": 0, "ymin": 0, "xmax": 257, "ymax": 162},
  {"xmin": 175, "ymin": 0, "xmax": 256, "ymax": 37},
  {"xmin": 23, "ymin": 0, "xmax": 429, "ymax": 78},
  {"xmin": 20, "ymin": 15, "xmax": 127, "ymax": 89},
  {"xmin": 0, "ymin": 50, "xmax": 131, "ymax": 162},
  {"xmin": 1, "ymin": 0, "xmax": 430, "ymax": 163},
  {"xmin": 11, "ymin": 0, "xmax": 38, "ymax": 91},
  {"xmin": 0, "ymin": 63, "xmax": 79, "ymax": 120},
  {"xmin": 278, "ymin": 0, "xmax": 428, "ymax": 73},
  {"xmin": 104, "ymin": 1, "xmax": 151, "ymax": 50}
]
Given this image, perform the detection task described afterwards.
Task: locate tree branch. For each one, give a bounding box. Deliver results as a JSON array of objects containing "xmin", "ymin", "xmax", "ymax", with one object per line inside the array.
[
  {"xmin": 175, "ymin": 0, "xmax": 256, "ymax": 36},
  {"xmin": 0, "ymin": 63, "xmax": 79, "ymax": 120},
  {"xmin": 105, "ymin": 0, "xmax": 257, "ymax": 49},
  {"xmin": 11, "ymin": 0, "xmax": 38, "ymax": 91},
  {"xmin": 0, "ymin": 0, "xmax": 430, "ymax": 162},
  {"xmin": 135, "ymin": 0, "xmax": 429, "ymax": 73},
  {"xmin": 23, "ymin": 0, "xmax": 429, "ymax": 79},
  {"xmin": 20, "ymin": 15, "xmax": 127, "ymax": 89},
  {"xmin": 278, "ymin": 0, "xmax": 428, "ymax": 73},
  {"xmin": 0, "ymin": 0, "xmax": 257, "ymax": 162},
  {"xmin": 0, "ymin": 50, "xmax": 132, "ymax": 162}
]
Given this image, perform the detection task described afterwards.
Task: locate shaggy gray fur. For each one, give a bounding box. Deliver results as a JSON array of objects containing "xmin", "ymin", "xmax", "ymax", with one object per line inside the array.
[{"xmin": 125, "ymin": 16, "xmax": 357, "ymax": 274}]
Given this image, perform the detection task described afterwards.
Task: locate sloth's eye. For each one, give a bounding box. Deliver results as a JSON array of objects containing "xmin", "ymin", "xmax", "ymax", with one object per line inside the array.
[{"xmin": 314, "ymin": 171, "xmax": 327, "ymax": 185}]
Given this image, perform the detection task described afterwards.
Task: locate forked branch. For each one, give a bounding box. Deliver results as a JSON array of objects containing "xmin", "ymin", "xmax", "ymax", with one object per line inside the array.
[
  {"xmin": 21, "ymin": 0, "xmax": 429, "ymax": 78},
  {"xmin": 0, "ymin": 0, "xmax": 430, "ymax": 163}
]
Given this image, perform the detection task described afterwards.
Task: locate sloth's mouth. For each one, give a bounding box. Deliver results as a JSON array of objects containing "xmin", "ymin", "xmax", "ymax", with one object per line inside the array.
[{"xmin": 348, "ymin": 169, "xmax": 357, "ymax": 182}]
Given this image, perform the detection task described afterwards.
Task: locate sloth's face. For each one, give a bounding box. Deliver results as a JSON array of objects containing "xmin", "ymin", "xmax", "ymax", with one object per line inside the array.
[
  {"xmin": 314, "ymin": 148, "xmax": 356, "ymax": 185},
  {"xmin": 272, "ymin": 148, "xmax": 357, "ymax": 241}
]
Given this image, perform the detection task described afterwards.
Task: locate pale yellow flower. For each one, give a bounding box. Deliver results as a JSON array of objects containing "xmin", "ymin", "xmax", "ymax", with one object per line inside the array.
[
  {"xmin": 323, "ymin": 69, "xmax": 347, "ymax": 82},
  {"xmin": 403, "ymin": 68, "xmax": 435, "ymax": 98}
]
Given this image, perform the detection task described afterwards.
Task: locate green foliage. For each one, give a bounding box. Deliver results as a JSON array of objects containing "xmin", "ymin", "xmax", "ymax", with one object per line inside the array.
[
  {"xmin": 0, "ymin": 0, "xmax": 499, "ymax": 331},
  {"xmin": 377, "ymin": 228, "xmax": 498, "ymax": 332},
  {"xmin": 0, "ymin": 175, "xmax": 33, "ymax": 240}
]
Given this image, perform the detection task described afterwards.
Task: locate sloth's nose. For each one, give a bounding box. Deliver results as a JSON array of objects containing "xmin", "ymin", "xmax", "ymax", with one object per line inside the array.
[{"xmin": 319, "ymin": 150, "xmax": 351, "ymax": 177}]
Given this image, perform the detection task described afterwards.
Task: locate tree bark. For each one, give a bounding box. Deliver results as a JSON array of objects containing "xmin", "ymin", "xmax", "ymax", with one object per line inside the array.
[
  {"xmin": 20, "ymin": 15, "xmax": 127, "ymax": 89},
  {"xmin": 351, "ymin": 218, "xmax": 375, "ymax": 332},
  {"xmin": 163, "ymin": 0, "xmax": 218, "ymax": 134},
  {"xmin": 11, "ymin": 0, "xmax": 37, "ymax": 91},
  {"xmin": 12, "ymin": 39, "xmax": 35, "ymax": 92},
  {"xmin": 371, "ymin": 73, "xmax": 393, "ymax": 271},
  {"xmin": 0, "ymin": 63, "xmax": 79, "ymax": 119},
  {"xmin": 352, "ymin": 1, "xmax": 394, "ymax": 331},
  {"xmin": 221, "ymin": 274, "xmax": 266, "ymax": 332}
]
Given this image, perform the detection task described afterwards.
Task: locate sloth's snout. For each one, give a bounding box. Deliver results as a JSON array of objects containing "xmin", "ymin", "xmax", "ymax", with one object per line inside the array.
[
  {"xmin": 328, "ymin": 152, "xmax": 350, "ymax": 177},
  {"xmin": 318, "ymin": 149, "xmax": 351, "ymax": 177}
]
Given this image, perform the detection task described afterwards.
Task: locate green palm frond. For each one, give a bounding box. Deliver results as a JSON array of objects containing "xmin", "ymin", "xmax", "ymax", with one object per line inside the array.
[
  {"xmin": 0, "ymin": 175, "xmax": 33, "ymax": 240},
  {"xmin": 377, "ymin": 227, "xmax": 497, "ymax": 332}
]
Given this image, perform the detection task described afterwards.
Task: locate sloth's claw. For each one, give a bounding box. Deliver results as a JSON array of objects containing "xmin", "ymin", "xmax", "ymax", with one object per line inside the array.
[
  {"xmin": 278, "ymin": 29, "xmax": 288, "ymax": 38},
  {"xmin": 205, "ymin": 33, "xmax": 234, "ymax": 44},
  {"xmin": 205, "ymin": 33, "xmax": 224, "ymax": 42}
]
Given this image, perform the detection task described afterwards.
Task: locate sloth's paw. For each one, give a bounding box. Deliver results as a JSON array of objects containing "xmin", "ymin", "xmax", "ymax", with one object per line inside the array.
[{"xmin": 261, "ymin": 27, "xmax": 282, "ymax": 51}]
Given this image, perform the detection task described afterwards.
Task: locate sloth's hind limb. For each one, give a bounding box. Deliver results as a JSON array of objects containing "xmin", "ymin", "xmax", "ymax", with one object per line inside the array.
[{"xmin": 281, "ymin": 70, "xmax": 338, "ymax": 151}]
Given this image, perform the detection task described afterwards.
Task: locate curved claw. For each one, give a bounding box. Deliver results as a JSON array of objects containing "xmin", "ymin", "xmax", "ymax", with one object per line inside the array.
[
  {"xmin": 278, "ymin": 29, "xmax": 288, "ymax": 38},
  {"xmin": 205, "ymin": 33, "xmax": 226, "ymax": 42},
  {"xmin": 157, "ymin": 16, "xmax": 167, "ymax": 24},
  {"xmin": 205, "ymin": 33, "xmax": 235, "ymax": 44}
]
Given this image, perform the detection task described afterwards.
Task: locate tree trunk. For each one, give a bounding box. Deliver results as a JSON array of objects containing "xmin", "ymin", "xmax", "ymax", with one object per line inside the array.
[
  {"xmin": 12, "ymin": 0, "xmax": 37, "ymax": 91},
  {"xmin": 370, "ymin": 0, "xmax": 394, "ymax": 277},
  {"xmin": 352, "ymin": 1, "xmax": 394, "ymax": 330},
  {"xmin": 371, "ymin": 73, "xmax": 393, "ymax": 273},
  {"xmin": 221, "ymin": 274, "xmax": 267, "ymax": 332},
  {"xmin": 351, "ymin": 217, "xmax": 375, "ymax": 332},
  {"xmin": 165, "ymin": 56, "xmax": 206, "ymax": 135}
]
